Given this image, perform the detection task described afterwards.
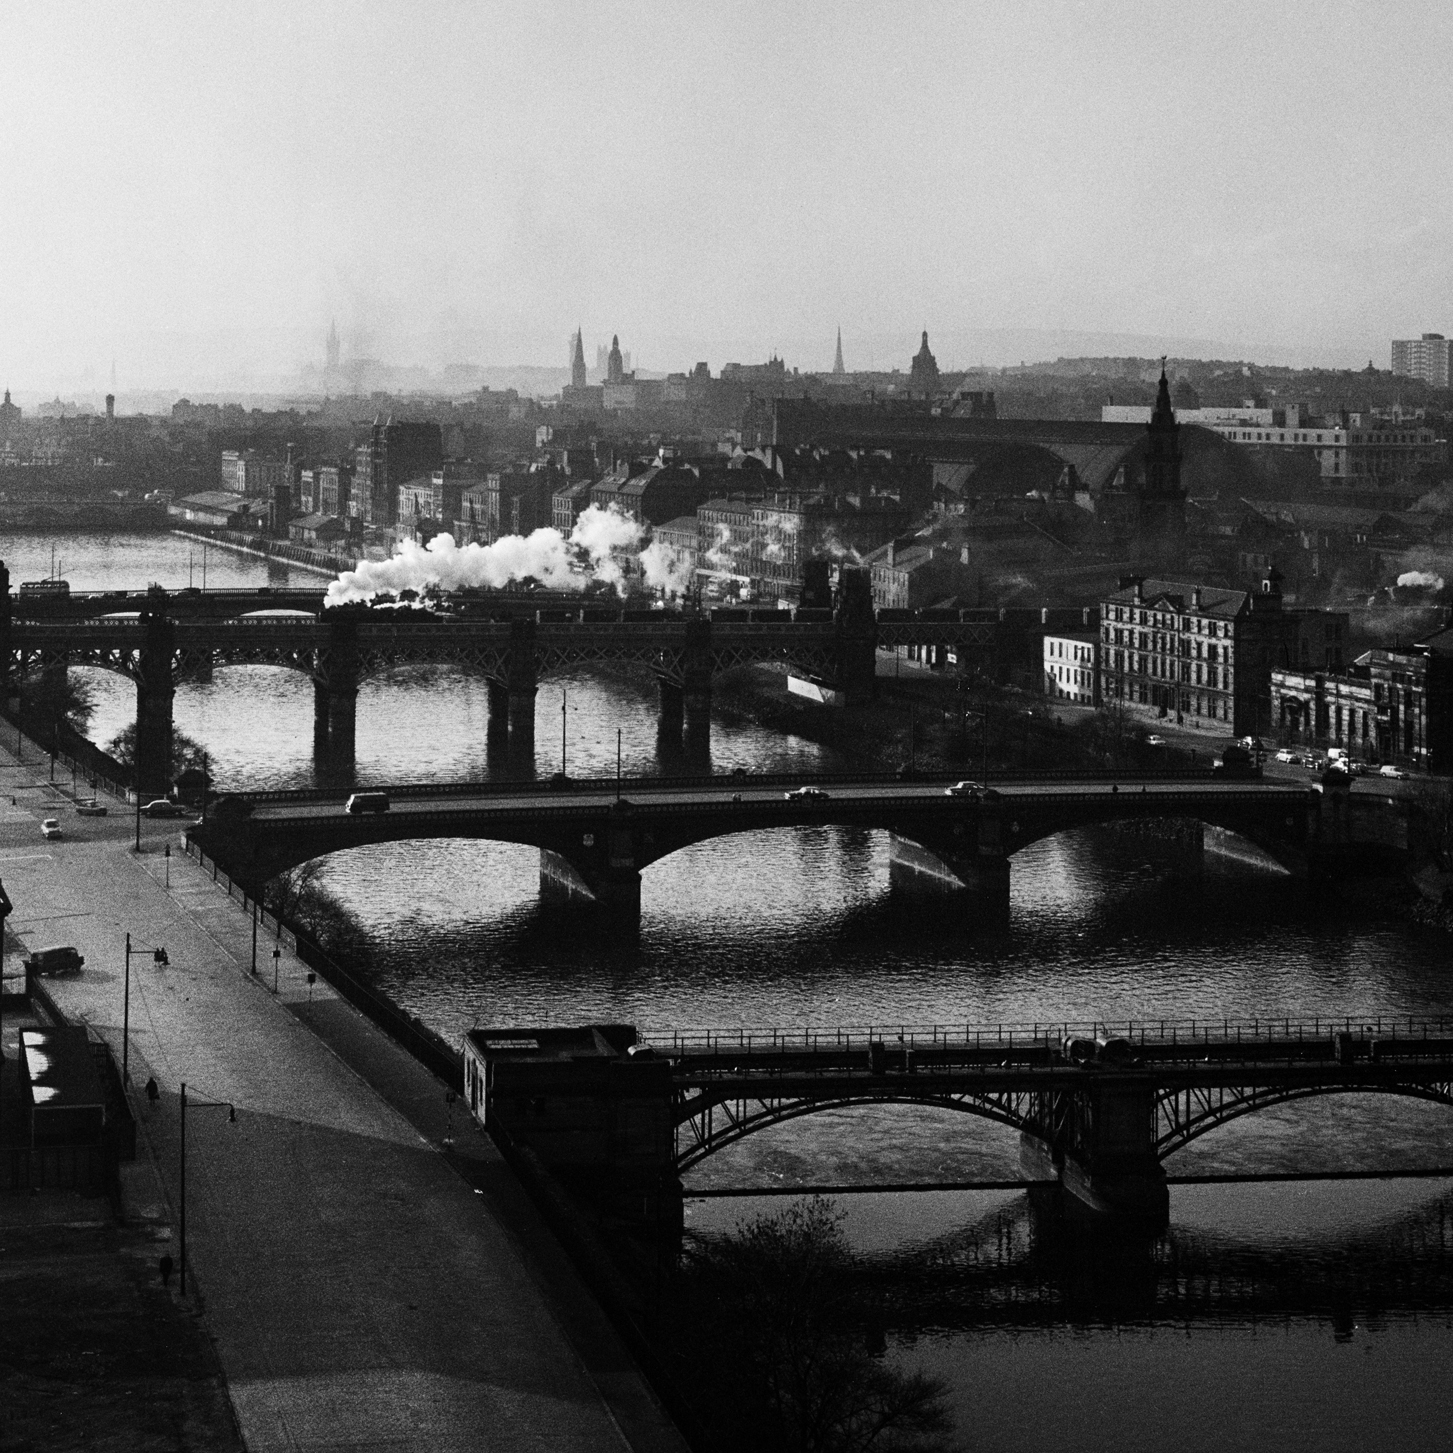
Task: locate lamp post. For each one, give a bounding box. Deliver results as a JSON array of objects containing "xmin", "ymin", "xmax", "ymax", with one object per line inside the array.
[
  {"xmin": 179, "ymin": 1082, "xmax": 234, "ymax": 1296},
  {"xmin": 616, "ymin": 728, "xmax": 622, "ymax": 801},
  {"xmin": 0, "ymin": 875, "xmax": 12, "ymax": 1146},
  {"xmin": 272, "ymin": 945, "xmax": 281, "ymax": 996},
  {"xmin": 560, "ymin": 688, "xmax": 568, "ymax": 776},
  {"xmin": 122, "ymin": 934, "xmax": 168, "ymax": 1085}
]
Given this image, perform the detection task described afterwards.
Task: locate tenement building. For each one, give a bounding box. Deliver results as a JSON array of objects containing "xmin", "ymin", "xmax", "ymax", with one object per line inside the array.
[
  {"xmin": 1043, "ymin": 631, "xmax": 1098, "ymax": 706},
  {"xmin": 1098, "ymin": 570, "xmax": 1348, "ymax": 738}
]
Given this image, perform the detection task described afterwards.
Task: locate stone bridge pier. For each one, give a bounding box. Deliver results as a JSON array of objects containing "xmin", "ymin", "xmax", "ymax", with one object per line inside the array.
[
  {"xmin": 886, "ymin": 806, "xmax": 1012, "ymax": 926},
  {"xmin": 314, "ymin": 616, "xmax": 359, "ymax": 765},
  {"xmin": 538, "ymin": 802, "xmax": 645, "ymax": 922},
  {"xmin": 135, "ymin": 615, "xmax": 176, "ymax": 802},
  {"xmin": 1020, "ymin": 1079, "xmax": 1168, "ymax": 1227}
]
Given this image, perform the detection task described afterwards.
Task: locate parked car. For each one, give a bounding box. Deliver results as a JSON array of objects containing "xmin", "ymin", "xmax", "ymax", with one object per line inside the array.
[
  {"xmin": 1274, "ymin": 749, "xmax": 1298, "ymax": 763},
  {"xmin": 23, "ymin": 944, "xmax": 84, "ymax": 976},
  {"xmin": 1146, "ymin": 734, "xmax": 1166, "ymax": 747},
  {"xmin": 74, "ymin": 798, "xmax": 108, "ymax": 816},
  {"xmin": 1378, "ymin": 764, "xmax": 1408, "ymax": 780},
  {"xmin": 1348, "ymin": 761, "xmax": 1369, "ymax": 775},
  {"xmin": 142, "ymin": 799, "xmax": 185, "ymax": 818},
  {"xmin": 40, "ymin": 818, "xmax": 63, "ymax": 840},
  {"xmin": 784, "ymin": 786, "xmax": 830, "ymax": 802},
  {"xmin": 345, "ymin": 791, "xmax": 391, "ymax": 814}
]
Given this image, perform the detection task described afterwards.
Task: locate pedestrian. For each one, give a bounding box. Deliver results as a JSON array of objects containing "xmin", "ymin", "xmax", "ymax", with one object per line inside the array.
[
  {"xmin": 159, "ymin": 1254, "xmax": 174, "ymax": 1288},
  {"xmin": 145, "ymin": 1077, "xmax": 160, "ymax": 1108}
]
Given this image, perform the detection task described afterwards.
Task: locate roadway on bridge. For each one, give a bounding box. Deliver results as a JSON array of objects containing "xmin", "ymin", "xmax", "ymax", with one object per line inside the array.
[{"xmin": 244, "ymin": 777, "xmax": 1313, "ymax": 823}]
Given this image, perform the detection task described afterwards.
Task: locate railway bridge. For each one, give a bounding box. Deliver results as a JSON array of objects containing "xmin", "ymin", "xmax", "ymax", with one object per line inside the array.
[
  {"xmin": 0, "ymin": 564, "xmax": 1002, "ymax": 798},
  {"xmin": 466, "ymin": 1015, "xmax": 1453, "ymax": 1229}
]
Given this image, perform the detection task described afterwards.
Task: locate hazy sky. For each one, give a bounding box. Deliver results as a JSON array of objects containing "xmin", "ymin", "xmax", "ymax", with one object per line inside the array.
[{"xmin": 3, "ymin": 1, "xmax": 1450, "ymax": 389}]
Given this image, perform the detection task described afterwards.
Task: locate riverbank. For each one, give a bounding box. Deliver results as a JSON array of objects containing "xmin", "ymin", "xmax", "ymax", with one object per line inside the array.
[
  {"xmin": 0, "ymin": 501, "xmax": 169, "ymax": 532},
  {"xmin": 0, "ymin": 727, "xmax": 688, "ymax": 1452},
  {"xmin": 168, "ymin": 526, "xmax": 354, "ymax": 578}
]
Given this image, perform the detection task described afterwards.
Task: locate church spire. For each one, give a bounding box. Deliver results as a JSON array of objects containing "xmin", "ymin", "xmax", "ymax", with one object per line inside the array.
[
  {"xmin": 1150, "ymin": 357, "xmax": 1175, "ymax": 428},
  {"xmin": 571, "ymin": 327, "xmax": 587, "ymax": 390},
  {"xmin": 833, "ymin": 327, "xmax": 845, "ymax": 375}
]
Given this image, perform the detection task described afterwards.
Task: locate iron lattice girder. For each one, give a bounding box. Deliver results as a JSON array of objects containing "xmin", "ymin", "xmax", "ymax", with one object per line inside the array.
[
  {"xmin": 8, "ymin": 615, "xmax": 880, "ymax": 694},
  {"xmin": 1154, "ymin": 1068, "xmax": 1453, "ymax": 1156},
  {"xmin": 674, "ymin": 1078, "xmax": 1048, "ymax": 1172},
  {"xmin": 665, "ymin": 1056, "xmax": 1453, "ymax": 1173}
]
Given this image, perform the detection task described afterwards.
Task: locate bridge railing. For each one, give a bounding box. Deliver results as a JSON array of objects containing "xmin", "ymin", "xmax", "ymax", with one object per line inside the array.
[
  {"xmin": 209, "ymin": 766, "xmax": 1231, "ymax": 807},
  {"xmin": 645, "ymin": 1015, "xmax": 1453, "ymax": 1058}
]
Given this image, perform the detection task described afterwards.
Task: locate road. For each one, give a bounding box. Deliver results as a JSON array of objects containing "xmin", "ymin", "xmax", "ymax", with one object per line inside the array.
[{"xmin": 242, "ymin": 776, "xmax": 1314, "ymax": 825}]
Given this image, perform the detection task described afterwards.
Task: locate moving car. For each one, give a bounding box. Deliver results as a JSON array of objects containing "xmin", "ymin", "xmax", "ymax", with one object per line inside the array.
[
  {"xmin": 142, "ymin": 799, "xmax": 185, "ymax": 818},
  {"xmin": 1274, "ymin": 749, "xmax": 1298, "ymax": 763},
  {"xmin": 1146, "ymin": 734, "xmax": 1166, "ymax": 747},
  {"xmin": 40, "ymin": 818, "xmax": 63, "ymax": 840},
  {"xmin": 946, "ymin": 780, "xmax": 987, "ymax": 797},
  {"xmin": 784, "ymin": 786, "xmax": 830, "ymax": 802},
  {"xmin": 75, "ymin": 799, "xmax": 107, "ymax": 816},
  {"xmin": 345, "ymin": 791, "xmax": 391, "ymax": 814},
  {"xmin": 1378, "ymin": 764, "xmax": 1408, "ymax": 780}
]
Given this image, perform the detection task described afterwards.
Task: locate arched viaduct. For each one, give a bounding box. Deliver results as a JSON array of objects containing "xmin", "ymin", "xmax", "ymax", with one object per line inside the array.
[{"xmin": 188, "ymin": 774, "xmax": 1325, "ymax": 925}]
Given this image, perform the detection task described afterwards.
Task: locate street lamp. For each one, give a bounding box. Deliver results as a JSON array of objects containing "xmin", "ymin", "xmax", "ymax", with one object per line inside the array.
[
  {"xmin": 560, "ymin": 688, "xmax": 568, "ymax": 775},
  {"xmin": 178, "ymin": 1082, "xmax": 235, "ymax": 1296},
  {"xmin": 122, "ymin": 933, "xmax": 168, "ymax": 1085},
  {"xmin": 272, "ymin": 945, "xmax": 281, "ymax": 995}
]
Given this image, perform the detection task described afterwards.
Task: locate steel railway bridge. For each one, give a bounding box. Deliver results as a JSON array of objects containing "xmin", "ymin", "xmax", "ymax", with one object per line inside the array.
[
  {"xmin": 0, "ymin": 565, "xmax": 1001, "ymax": 798},
  {"xmin": 467, "ymin": 1016, "xmax": 1453, "ymax": 1229}
]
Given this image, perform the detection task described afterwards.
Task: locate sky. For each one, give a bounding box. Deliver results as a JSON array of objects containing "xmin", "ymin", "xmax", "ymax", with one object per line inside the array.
[{"xmin": 2, "ymin": 0, "xmax": 1451, "ymax": 392}]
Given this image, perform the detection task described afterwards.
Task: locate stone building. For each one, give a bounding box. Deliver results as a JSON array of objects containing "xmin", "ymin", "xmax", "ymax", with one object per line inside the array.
[{"xmin": 1098, "ymin": 570, "xmax": 1349, "ymax": 738}]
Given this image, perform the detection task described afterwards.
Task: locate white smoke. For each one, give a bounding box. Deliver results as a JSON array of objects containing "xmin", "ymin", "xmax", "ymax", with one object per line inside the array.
[
  {"xmin": 325, "ymin": 505, "xmax": 645, "ymax": 605},
  {"xmin": 703, "ymin": 522, "xmax": 735, "ymax": 571},
  {"xmin": 640, "ymin": 539, "xmax": 695, "ymax": 598},
  {"xmin": 1397, "ymin": 570, "xmax": 1445, "ymax": 592}
]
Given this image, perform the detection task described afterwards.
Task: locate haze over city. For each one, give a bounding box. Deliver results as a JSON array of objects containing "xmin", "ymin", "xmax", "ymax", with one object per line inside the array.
[{"xmin": 4, "ymin": 0, "xmax": 1451, "ymax": 393}]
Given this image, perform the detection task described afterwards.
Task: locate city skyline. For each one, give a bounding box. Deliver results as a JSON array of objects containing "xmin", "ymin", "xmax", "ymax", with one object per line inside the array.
[{"xmin": 4, "ymin": 2, "xmax": 1452, "ymax": 391}]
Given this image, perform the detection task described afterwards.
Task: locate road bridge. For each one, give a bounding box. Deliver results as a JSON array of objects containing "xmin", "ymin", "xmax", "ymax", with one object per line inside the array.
[
  {"xmin": 1, "ymin": 564, "xmax": 1013, "ymax": 798},
  {"xmin": 188, "ymin": 771, "xmax": 1333, "ymax": 926},
  {"xmin": 465, "ymin": 1015, "xmax": 1453, "ymax": 1230}
]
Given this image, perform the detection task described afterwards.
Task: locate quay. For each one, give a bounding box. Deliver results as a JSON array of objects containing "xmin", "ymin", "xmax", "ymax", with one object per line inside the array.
[{"xmin": 0, "ymin": 729, "xmax": 688, "ymax": 1452}]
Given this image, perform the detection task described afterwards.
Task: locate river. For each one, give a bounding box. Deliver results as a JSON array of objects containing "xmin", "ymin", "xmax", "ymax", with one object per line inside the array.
[{"xmin": 10, "ymin": 531, "xmax": 1453, "ymax": 1451}]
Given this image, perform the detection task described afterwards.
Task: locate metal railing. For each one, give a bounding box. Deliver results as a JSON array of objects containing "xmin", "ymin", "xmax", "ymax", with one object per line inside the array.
[{"xmin": 645, "ymin": 1015, "xmax": 1453, "ymax": 1058}]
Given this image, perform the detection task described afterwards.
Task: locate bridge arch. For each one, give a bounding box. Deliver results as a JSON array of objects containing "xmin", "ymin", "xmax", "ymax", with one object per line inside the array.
[
  {"xmin": 675, "ymin": 1089, "xmax": 1033, "ymax": 1174},
  {"xmin": 1157, "ymin": 1081, "xmax": 1453, "ymax": 1160}
]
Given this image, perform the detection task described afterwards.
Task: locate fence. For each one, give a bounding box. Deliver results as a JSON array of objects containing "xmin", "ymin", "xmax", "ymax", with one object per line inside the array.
[
  {"xmin": 647, "ymin": 1014, "xmax": 1453, "ymax": 1058},
  {"xmin": 0, "ymin": 703, "xmax": 133, "ymax": 802},
  {"xmin": 181, "ymin": 837, "xmax": 462, "ymax": 1093}
]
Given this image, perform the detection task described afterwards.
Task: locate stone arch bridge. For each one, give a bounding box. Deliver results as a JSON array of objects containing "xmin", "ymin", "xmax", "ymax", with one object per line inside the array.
[{"xmin": 189, "ymin": 772, "xmax": 1334, "ymax": 924}]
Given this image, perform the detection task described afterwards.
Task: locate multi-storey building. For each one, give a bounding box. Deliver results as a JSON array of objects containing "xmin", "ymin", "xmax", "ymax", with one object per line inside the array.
[
  {"xmin": 1391, "ymin": 334, "xmax": 1452, "ymax": 388},
  {"xmin": 397, "ymin": 464, "xmax": 482, "ymax": 541},
  {"xmin": 1098, "ymin": 571, "xmax": 1349, "ymax": 737},
  {"xmin": 352, "ymin": 420, "xmax": 443, "ymax": 529},
  {"xmin": 1103, "ymin": 399, "xmax": 1444, "ymax": 485},
  {"xmin": 220, "ymin": 449, "xmax": 287, "ymax": 499},
  {"xmin": 1271, "ymin": 650, "xmax": 1421, "ymax": 767},
  {"xmin": 317, "ymin": 463, "xmax": 352, "ymax": 519},
  {"xmin": 1043, "ymin": 632, "xmax": 1098, "ymax": 705}
]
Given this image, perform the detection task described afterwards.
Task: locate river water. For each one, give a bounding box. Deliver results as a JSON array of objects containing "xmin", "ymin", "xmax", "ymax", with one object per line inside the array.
[{"xmin": 10, "ymin": 532, "xmax": 1453, "ymax": 1451}]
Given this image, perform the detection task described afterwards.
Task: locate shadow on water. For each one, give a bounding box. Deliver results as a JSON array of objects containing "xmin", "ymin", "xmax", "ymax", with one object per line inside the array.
[{"xmin": 851, "ymin": 1182, "xmax": 1453, "ymax": 1336}]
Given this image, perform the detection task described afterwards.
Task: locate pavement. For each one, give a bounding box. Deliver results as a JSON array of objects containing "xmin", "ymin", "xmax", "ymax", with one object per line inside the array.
[{"xmin": 0, "ymin": 733, "xmax": 687, "ymax": 1453}]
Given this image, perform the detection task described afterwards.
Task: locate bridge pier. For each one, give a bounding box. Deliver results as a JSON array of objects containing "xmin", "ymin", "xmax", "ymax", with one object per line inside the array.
[
  {"xmin": 887, "ymin": 833, "xmax": 1011, "ymax": 927},
  {"xmin": 1060, "ymin": 1080, "xmax": 1168, "ymax": 1228},
  {"xmin": 317, "ymin": 614, "xmax": 359, "ymax": 765},
  {"xmin": 656, "ymin": 677, "xmax": 683, "ymax": 729},
  {"xmin": 135, "ymin": 616, "xmax": 176, "ymax": 801}
]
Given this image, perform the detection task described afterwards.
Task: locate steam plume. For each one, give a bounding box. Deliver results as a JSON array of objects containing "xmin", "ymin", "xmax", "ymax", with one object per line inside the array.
[
  {"xmin": 325, "ymin": 505, "xmax": 644, "ymax": 604},
  {"xmin": 1397, "ymin": 570, "xmax": 1445, "ymax": 592}
]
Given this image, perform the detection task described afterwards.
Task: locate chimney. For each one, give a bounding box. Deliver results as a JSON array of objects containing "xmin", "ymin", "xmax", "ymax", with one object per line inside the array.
[{"xmin": 1192, "ymin": 586, "xmax": 1202, "ymax": 608}]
